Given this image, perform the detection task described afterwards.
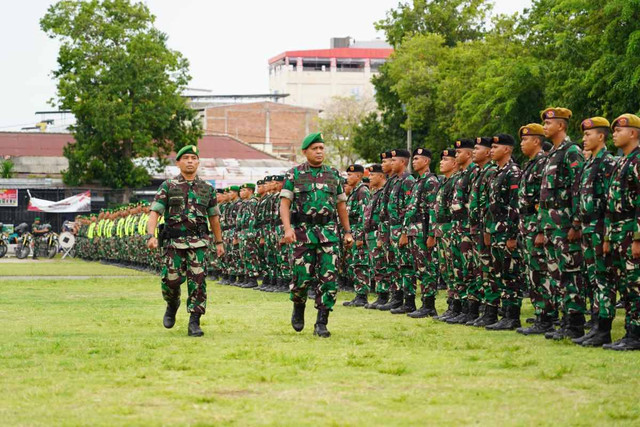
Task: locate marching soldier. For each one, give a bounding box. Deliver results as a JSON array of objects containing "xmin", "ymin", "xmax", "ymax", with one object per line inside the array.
[
  {"xmin": 280, "ymin": 132, "xmax": 354, "ymax": 337},
  {"xmin": 146, "ymin": 145, "xmax": 224, "ymax": 337}
]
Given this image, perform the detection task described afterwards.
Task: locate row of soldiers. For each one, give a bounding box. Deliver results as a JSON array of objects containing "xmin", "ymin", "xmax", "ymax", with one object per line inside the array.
[{"xmin": 213, "ymin": 108, "xmax": 639, "ymax": 351}]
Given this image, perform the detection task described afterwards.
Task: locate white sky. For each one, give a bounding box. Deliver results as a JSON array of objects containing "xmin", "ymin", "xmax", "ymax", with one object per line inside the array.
[{"xmin": 0, "ymin": 0, "xmax": 531, "ymax": 131}]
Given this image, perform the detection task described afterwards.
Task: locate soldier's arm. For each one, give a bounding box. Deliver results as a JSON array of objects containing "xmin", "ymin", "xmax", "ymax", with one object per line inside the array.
[
  {"xmin": 633, "ymin": 158, "xmax": 640, "ymax": 239},
  {"xmin": 208, "ymin": 215, "xmax": 223, "ymax": 244},
  {"xmin": 566, "ymin": 146, "xmax": 585, "ymax": 228},
  {"xmin": 402, "ymin": 181, "xmax": 419, "ymax": 232},
  {"xmin": 506, "ymin": 167, "xmax": 522, "ymax": 239},
  {"xmin": 426, "ymin": 178, "xmax": 439, "ymax": 237}
]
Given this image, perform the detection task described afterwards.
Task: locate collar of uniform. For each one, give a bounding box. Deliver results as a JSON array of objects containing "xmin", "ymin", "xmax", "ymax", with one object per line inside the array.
[{"xmin": 175, "ymin": 174, "xmax": 200, "ymax": 183}]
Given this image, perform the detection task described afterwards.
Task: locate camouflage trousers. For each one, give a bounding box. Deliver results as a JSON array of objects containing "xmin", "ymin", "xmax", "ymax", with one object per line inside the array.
[
  {"xmin": 521, "ymin": 230, "xmax": 553, "ymax": 316},
  {"xmin": 264, "ymin": 230, "xmax": 278, "ymax": 282},
  {"xmin": 581, "ymin": 231, "xmax": 614, "ymax": 319},
  {"xmin": 436, "ymin": 223, "xmax": 456, "ymax": 299},
  {"xmin": 409, "ymin": 233, "xmax": 438, "ymax": 298},
  {"xmin": 346, "ymin": 243, "xmax": 370, "ymax": 295},
  {"xmin": 256, "ymin": 232, "xmax": 267, "ymax": 277},
  {"xmin": 275, "ymin": 225, "xmax": 292, "ymax": 282},
  {"xmin": 609, "ymin": 230, "xmax": 639, "ymax": 327},
  {"xmin": 471, "ymin": 229, "xmax": 490, "ymax": 303},
  {"xmin": 377, "ymin": 234, "xmax": 396, "ymax": 294},
  {"xmin": 239, "ymin": 232, "xmax": 259, "ymax": 279},
  {"xmin": 369, "ymin": 235, "xmax": 388, "ymax": 293},
  {"xmin": 161, "ymin": 246, "xmax": 208, "ymax": 314},
  {"xmin": 391, "ymin": 227, "xmax": 415, "ymax": 295},
  {"xmin": 452, "ymin": 222, "xmax": 476, "ymax": 301},
  {"xmin": 543, "ymin": 228, "xmax": 586, "ymax": 315},
  {"xmin": 488, "ymin": 233, "xmax": 522, "ymax": 308},
  {"xmin": 290, "ymin": 240, "xmax": 339, "ymax": 311}
]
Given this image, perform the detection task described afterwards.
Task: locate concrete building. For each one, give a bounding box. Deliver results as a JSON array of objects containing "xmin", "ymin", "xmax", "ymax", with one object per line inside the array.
[
  {"xmin": 268, "ymin": 37, "xmax": 393, "ymax": 109},
  {"xmin": 203, "ymin": 101, "xmax": 319, "ymax": 161}
]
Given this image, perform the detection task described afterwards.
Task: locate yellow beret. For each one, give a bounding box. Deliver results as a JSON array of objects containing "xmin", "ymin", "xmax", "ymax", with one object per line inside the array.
[
  {"xmin": 519, "ymin": 123, "xmax": 545, "ymax": 139},
  {"xmin": 611, "ymin": 113, "xmax": 640, "ymax": 130},
  {"xmin": 541, "ymin": 107, "xmax": 572, "ymax": 121},
  {"xmin": 581, "ymin": 117, "xmax": 610, "ymax": 132}
]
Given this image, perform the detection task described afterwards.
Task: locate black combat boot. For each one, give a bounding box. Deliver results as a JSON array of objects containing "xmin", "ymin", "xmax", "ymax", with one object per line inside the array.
[
  {"xmin": 276, "ymin": 278, "xmax": 290, "ymax": 293},
  {"xmin": 438, "ymin": 299, "xmax": 461, "ymax": 322},
  {"xmin": 291, "ymin": 303, "xmax": 305, "ymax": 332},
  {"xmin": 365, "ymin": 292, "xmax": 388, "ymax": 309},
  {"xmin": 163, "ymin": 300, "xmax": 180, "ymax": 329},
  {"xmin": 581, "ymin": 318, "xmax": 612, "ymax": 347},
  {"xmin": 343, "ymin": 296, "xmax": 358, "ymax": 307},
  {"xmin": 188, "ymin": 313, "xmax": 204, "ymax": 337},
  {"xmin": 518, "ymin": 314, "xmax": 555, "ymax": 335},
  {"xmin": 606, "ymin": 325, "xmax": 640, "ymax": 351},
  {"xmin": 408, "ymin": 295, "xmax": 430, "ymax": 318},
  {"xmin": 378, "ymin": 290, "xmax": 403, "ymax": 311},
  {"xmin": 228, "ymin": 275, "xmax": 237, "ymax": 285},
  {"xmin": 584, "ymin": 307, "xmax": 597, "ymax": 330},
  {"xmin": 351, "ymin": 293, "xmax": 369, "ymax": 307},
  {"xmin": 234, "ymin": 275, "xmax": 245, "ymax": 287},
  {"xmin": 486, "ymin": 305, "xmax": 521, "ymax": 330},
  {"xmin": 472, "ymin": 304, "xmax": 499, "ymax": 327},
  {"xmin": 242, "ymin": 277, "xmax": 258, "ymax": 288},
  {"xmin": 463, "ymin": 300, "xmax": 481, "ymax": 326},
  {"xmin": 391, "ymin": 293, "xmax": 416, "ymax": 314},
  {"xmin": 545, "ymin": 315, "xmax": 565, "ymax": 339},
  {"xmin": 423, "ymin": 295, "xmax": 438, "ymax": 317},
  {"xmin": 433, "ymin": 298, "xmax": 454, "ymax": 320},
  {"xmin": 552, "ymin": 312, "xmax": 584, "ymax": 340},
  {"xmin": 447, "ymin": 300, "xmax": 469, "ymax": 324},
  {"xmin": 218, "ymin": 274, "xmax": 229, "ymax": 285},
  {"xmin": 314, "ymin": 309, "xmax": 331, "ymax": 338}
]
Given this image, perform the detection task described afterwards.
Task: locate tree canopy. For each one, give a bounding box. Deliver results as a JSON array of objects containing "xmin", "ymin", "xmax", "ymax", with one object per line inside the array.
[
  {"xmin": 41, "ymin": 0, "xmax": 201, "ymax": 192},
  {"xmin": 353, "ymin": 0, "xmax": 640, "ymax": 168}
]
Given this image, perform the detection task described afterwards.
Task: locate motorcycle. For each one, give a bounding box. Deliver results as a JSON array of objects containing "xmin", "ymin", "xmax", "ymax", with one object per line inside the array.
[
  {"xmin": 15, "ymin": 231, "xmax": 32, "ymax": 259},
  {"xmin": 0, "ymin": 223, "xmax": 7, "ymax": 258}
]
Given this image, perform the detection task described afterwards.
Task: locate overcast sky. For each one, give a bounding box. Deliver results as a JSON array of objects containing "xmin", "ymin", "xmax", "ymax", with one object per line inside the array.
[{"xmin": 0, "ymin": 0, "xmax": 531, "ymax": 132}]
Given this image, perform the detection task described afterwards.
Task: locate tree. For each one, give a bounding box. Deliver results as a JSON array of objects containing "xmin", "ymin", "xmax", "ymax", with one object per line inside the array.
[
  {"xmin": 1, "ymin": 159, "xmax": 15, "ymax": 179},
  {"xmin": 41, "ymin": 0, "xmax": 201, "ymax": 199},
  {"xmin": 318, "ymin": 96, "xmax": 376, "ymax": 169}
]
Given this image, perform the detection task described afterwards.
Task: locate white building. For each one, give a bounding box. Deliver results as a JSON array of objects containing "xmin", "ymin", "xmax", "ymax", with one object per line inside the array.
[{"xmin": 268, "ymin": 38, "xmax": 393, "ymax": 109}]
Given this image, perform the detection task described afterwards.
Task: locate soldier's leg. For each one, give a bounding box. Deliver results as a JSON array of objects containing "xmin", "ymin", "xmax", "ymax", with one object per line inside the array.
[
  {"xmin": 185, "ymin": 247, "xmax": 208, "ymax": 314},
  {"xmin": 161, "ymin": 247, "xmax": 187, "ymax": 307},
  {"xmin": 553, "ymin": 230, "xmax": 587, "ymax": 315},
  {"xmin": 351, "ymin": 246, "xmax": 370, "ymax": 295},
  {"xmin": 316, "ymin": 242, "xmax": 339, "ymax": 311},
  {"xmin": 582, "ymin": 233, "xmax": 598, "ymax": 317},
  {"xmin": 622, "ymin": 233, "xmax": 640, "ymax": 332},
  {"xmin": 290, "ymin": 242, "xmax": 316, "ymax": 304},
  {"xmin": 543, "ymin": 230, "xmax": 561, "ymax": 319}
]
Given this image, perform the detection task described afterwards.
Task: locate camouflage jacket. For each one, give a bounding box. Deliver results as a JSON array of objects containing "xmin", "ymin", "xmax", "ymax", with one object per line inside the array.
[
  {"xmin": 388, "ymin": 171, "xmax": 416, "ymax": 234},
  {"xmin": 224, "ymin": 199, "xmax": 242, "ymax": 234},
  {"xmin": 605, "ymin": 146, "xmax": 640, "ymax": 241},
  {"xmin": 434, "ymin": 174, "xmax": 459, "ymax": 231},
  {"xmin": 403, "ymin": 171, "xmax": 439, "ymax": 238},
  {"xmin": 237, "ymin": 196, "xmax": 258, "ymax": 234},
  {"xmin": 378, "ymin": 174, "xmax": 399, "ymax": 243},
  {"xmin": 364, "ymin": 186, "xmax": 385, "ymax": 241},
  {"xmin": 518, "ymin": 150, "xmax": 547, "ymax": 235},
  {"xmin": 537, "ymin": 138, "xmax": 584, "ymax": 232},
  {"xmin": 255, "ymin": 194, "xmax": 270, "ymax": 237},
  {"xmin": 468, "ymin": 162, "xmax": 497, "ymax": 235},
  {"xmin": 486, "ymin": 160, "xmax": 521, "ymax": 238},
  {"xmin": 578, "ymin": 149, "xmax": 616, "ymax": 234},
  {"xmin": 346, "ymin": 181, "xmax": 371, "ymax": 242},
  {"xmin": 151, "ymin": 174, "xmax": 219, "ymax": 249},
  {"xmin": 281, "ymin": 162, "xmax": 346, "ymax": 244},
  {"xmin": 451, "ymin": 162, "xmax": 478, "ymax": 227}
]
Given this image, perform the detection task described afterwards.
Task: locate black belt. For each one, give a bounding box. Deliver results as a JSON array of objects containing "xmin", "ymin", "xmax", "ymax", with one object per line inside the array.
[
  {"xmin": 540, "ymin": 200, "xmax": 571, "ymax": 209},
  {"xmin": 520, "ymin": 205, "xmax": 538, "ymax": 216},
  {"xmin": 166, "ymin": 224, "xmax": 208, "ymax": 238},
  {"xmin": 610, "ymin": 211, "xmax": 634, "ymax": 222},
  {"xmin": 292, "ymin": 213, "xmax": 332, "ymax": 226}
]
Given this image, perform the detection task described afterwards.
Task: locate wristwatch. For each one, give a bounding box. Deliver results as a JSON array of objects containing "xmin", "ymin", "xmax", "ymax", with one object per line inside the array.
[{"xmin": 144, "ymin": 234, "xmax": 154, "ymax": 241}]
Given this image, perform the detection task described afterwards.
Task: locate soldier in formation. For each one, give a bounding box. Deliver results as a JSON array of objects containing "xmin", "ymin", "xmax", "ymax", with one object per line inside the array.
[{"xmin": 74, "ymin": 116, "xmax": 640, "ymax": 349}]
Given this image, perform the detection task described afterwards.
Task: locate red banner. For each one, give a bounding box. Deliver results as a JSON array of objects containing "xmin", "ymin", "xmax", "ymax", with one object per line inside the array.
[{"xmin": 0, "ymin": 189, "xmax": 18, "ymax": 207}]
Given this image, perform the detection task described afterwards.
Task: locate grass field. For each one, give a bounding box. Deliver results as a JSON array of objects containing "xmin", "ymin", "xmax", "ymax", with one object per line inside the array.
[{"xmin": 1, "ymin": 260, "xmax": 639, "ymax": 426}]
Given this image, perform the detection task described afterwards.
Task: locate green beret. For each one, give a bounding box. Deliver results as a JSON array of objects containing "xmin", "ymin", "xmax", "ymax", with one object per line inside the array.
[
  {"xmin": 229, "ymin": 185, "xmax": 240, "ymax": 193},
  {"xmin": 34, "ymin": 217, "xmax": 41, "ymax": 221},
  {"xmin": 241, "ymin": 183, "xmax": 256, "ymax": 190},
  {"xmin": 176, "ymin": 144, "xmax": 199, "ymax": 160},
  {"xmin": 301, "ymin": 132, "xmax": 324, "ymax": 150}
]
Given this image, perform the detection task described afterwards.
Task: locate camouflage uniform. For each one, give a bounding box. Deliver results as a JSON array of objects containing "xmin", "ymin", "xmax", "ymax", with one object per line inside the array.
[
  {"xmin": 388, "ymin": 170, "xmax": 416, "ymax": 296},
  {"xmin": 538, "ymin": 137, "xmax": 586, "ymax": 318},
  {"xmin": 605, "ymin": 146, "xmax": 640, "ymax": 335},
  {"xmin": 151, "ymin": 174, "xmax": 219, "ymax": 315},
  {"xmin": 237, "ymin": 194, "xmax": 259, "ymax": 281},
  {"xmin": 364, "ymin": 185, "xmax": 385, "ymax": 296},
  {"xmin": 345, "ymin": 181, "xmax": 371, "ymax": 295},
  {"xmin": 281, "ymin": 162, "xmax": 347, "ymax": 311},
  {"xmin": 577, "ymin": 148, "xmax": 616, "ymax": 319},
  {"xmin": 518, "ymin": 150, "xmax": 552, "ymax": 318},
  {"xmin": 403, "ymin": 170, "xmax": 439, "ymax": 300}
]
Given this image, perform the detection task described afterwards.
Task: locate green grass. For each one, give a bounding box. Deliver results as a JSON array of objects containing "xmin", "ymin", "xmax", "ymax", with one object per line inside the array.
[
  {"xmin": 0, "ymin": 258, "xmax": 149, "ymax": 276},
  {"xmin": 1, "ymin": 263, "xmax": 639, "ymax": 426}
]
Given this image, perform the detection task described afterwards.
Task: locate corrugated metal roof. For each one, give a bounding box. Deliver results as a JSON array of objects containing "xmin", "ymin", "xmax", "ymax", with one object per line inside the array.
[
  {"xmin": 268, "ymin": 47, "xmax": 393, "ymax": 65},
  {"xmin": 0, "ymin": 132, "xmax": 279, "ymax": 161}
]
